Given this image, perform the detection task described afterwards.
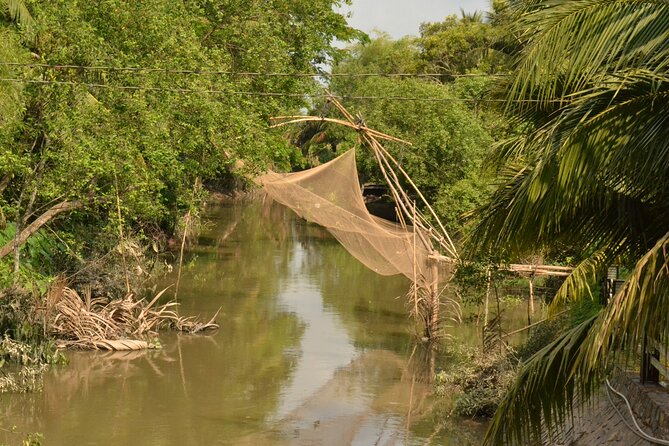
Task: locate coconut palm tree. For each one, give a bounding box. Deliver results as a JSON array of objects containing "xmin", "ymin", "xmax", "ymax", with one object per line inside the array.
[
  {"xmin": 2, "ymin": 0, "xmax": 33, "ymax": 28},
  {"xmin": 468, "ymin": 0, "xmax": 669, "ymax": 444}
]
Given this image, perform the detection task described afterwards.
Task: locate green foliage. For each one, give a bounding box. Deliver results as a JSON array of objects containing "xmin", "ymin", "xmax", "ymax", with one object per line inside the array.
[
  {"xmin": 320, "ymin": 18, "xmax": 519, "ymax": 237},
  {"xmin": 435, "ymin": 345, "xmax": 518, "ymax": 419},
  {"xmin": 514, "ymin": 317, "xmax": 563, "ymax": 362},
  {"xmin": 325, "ymin": 76, "xmax": 493, "ymax": 235},
  {"xmin": 0, "ymin": 224, "xmax": 64, "ymax": 292},
  {"xmin": 0, "ymin": 0, "xmax": 360, "ymax": 295},
  {"xmin": 22, "ymin": 433, "xmax": 44, "ymax": 446},
  {"xmin": 419, "ymin": 13, "xmax": 505, "ymax": 78}
]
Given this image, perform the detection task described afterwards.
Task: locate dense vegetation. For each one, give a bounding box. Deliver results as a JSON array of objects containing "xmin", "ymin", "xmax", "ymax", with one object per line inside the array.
[
  {"xmin": 1, "ymin": 1, "xmax": 360, "ymax": 289},
  {"xmin": 291, "ymin": 4, "xmax": 511, "ymax": 236}
]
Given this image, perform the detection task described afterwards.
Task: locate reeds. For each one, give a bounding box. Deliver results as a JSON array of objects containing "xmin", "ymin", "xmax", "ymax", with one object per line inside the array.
[{"xmin": 45, "ymin": 281, "xmax": 219, "ymax": 350}]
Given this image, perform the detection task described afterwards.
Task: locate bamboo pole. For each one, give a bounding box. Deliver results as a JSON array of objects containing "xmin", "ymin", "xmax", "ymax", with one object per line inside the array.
[
  {"xmin": 370, "ymin": 139, "xmax": 458, "ymax": 258},
  {"xmin": 365, "ymin": 136, "xmax": 431, "ymax": 251},
  {"xmin": 270, "ymin": 115, "xmax": 413, "ymax": 145},
  {"xmin": 429, "ymin": 252, "xmax": 439, "ymax": 339},
  {"xmin": 113, "ymin": 172, "xmax": 131, "ymax": 294},
  {"xmin": 484, "ymin": 267, "xmax": 491, "ymax": 328},
  {"xmin": 412, "ymin": 203, "xmax": 418, "ymax": 327},
  {"xmin": 328, "ymin": 94, "xmax": 357, "ymax": 123},
  {"xmin": 528, "ymin": 274, "xmax": 535, "ymax": 327}
]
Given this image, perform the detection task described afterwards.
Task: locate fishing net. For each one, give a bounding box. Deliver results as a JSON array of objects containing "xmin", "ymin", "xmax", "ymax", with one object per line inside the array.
[{"xmin": 258, "ymin": 149, "xmax": 438, "ymax": 288}]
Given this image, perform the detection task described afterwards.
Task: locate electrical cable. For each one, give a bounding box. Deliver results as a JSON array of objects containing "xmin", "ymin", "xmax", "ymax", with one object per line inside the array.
[
  {"xmin": 0, "ymin": 61, "xmax": 501, "ymax": 78},
  {"xmin": 0, "ymin": 77, "xmax": 553, "ymax": 103},
  {"xmin": 605, "ymin": 378, "xmax": 669, "ymax": 445}
]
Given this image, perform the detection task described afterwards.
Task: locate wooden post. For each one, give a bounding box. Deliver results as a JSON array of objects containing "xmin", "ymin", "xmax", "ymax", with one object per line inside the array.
[
  {"xmin": 482, "ymin": 267, "xmax": 491, "ymax": 345},
  {"xmin": 528, "ymin": 274, "xmax": 535, "ymax": 327},
  {"xmin": 641, "ymin": 336, "xmax": 660, "ymax": 384}
]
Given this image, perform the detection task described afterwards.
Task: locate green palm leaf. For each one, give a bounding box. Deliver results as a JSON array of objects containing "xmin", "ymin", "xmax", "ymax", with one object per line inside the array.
[
  {"xmin": 507, "ymin": 0, "xmax": 669, "ymax": 107},
  {"xmin": 3, "ymin": 0, "xmax": 34, "ymax": 29},
  {"xmin": 470, "ymin": 0, "xmax": 669, "ymax": 443}
]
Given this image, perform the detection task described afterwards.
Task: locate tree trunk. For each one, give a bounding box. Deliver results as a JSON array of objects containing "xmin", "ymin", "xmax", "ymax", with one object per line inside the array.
[
  {"xmin": 0, "ymin": 200, "xmax": 82, "ymax": 259},
  {"xmin": 0, "ymin": 173, "xmax": 12, "ymax": 195}
]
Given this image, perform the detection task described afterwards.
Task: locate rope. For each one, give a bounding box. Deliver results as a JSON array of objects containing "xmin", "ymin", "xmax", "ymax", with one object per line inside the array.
[{"xmin": 605, "ymin": 378, "xmax": 669, "ymax": 445}]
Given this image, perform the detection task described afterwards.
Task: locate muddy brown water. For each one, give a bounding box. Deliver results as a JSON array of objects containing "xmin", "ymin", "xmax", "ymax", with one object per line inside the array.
[{"xmin": 0, "ymin": 198, "xmax": 532, "ymax": 445}]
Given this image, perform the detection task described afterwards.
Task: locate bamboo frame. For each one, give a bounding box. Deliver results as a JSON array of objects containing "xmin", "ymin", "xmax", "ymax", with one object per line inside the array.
[{"xmin": 270, "ymin": 94, "xmax": 457, "ymax": 340}]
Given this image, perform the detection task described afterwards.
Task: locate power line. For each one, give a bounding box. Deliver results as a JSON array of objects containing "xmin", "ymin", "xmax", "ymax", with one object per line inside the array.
[
  {"xmin": 0, "ymin": 77, "xmax": 530, "ymax": 103},
  {"xmin": 0, "ymin": 61, "xmax": 503, "ymax": 79}
]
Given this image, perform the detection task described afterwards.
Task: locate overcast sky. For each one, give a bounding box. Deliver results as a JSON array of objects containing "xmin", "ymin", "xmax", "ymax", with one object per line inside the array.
[{"xmin": 340, "ymin": 0, "xmax": 492, "ymax": 39}]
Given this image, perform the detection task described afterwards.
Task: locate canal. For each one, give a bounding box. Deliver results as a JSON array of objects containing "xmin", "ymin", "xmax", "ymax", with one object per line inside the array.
[{"xmin": 0, "ymin": 197, "xmax": 505, "ymax": 445}]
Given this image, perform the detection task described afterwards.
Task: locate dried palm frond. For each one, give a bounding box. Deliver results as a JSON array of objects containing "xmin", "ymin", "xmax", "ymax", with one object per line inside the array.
[{"xmin": 45, "ymin": 283, "xmax": 219, "ymax": 351}]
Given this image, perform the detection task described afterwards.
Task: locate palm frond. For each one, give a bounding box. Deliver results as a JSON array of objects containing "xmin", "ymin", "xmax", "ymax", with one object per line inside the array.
[
  {"xmin": 550, "ymin": 247, "xmax": 610, "ymax": 306},
  {"xmin": 507, "ymin": 0, "xmax": 669, "ymax": 108},
  {"xmin": 3, "ymin": 0, "xmax": 34, "ymax": 29},
  {"xmin": 474, "ymin": 1, "xmax": 669, "ymax": 444},
  {"xmin": 471, "ymin": 70, "xmax": 669, "ymax": 260},
  {"xmin": 483, "ymin": 316, "xmax": 598, "ymax": 445},
  {"xmin": 581, "ymin": 230, "xmax": 669, "ymax": 367}
]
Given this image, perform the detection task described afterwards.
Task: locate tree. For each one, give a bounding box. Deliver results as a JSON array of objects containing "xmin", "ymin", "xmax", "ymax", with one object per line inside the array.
[
  {"xmin": 323, "ymin": 30, "xmax": 505, "ymax": 236},
  {"xmin": 0, "ymin": 0, "xmax": 360, "ymax": 286},
  {"xmin": 468, "ymin": 1, "xmax": 669, "ymax": 444},
  {"xmin": 328, "ymin": 66, "xmax": 493, "ymax": 234},
  {"xmin": 419, "ymin": 10, "xmax": 507, "ymax": 80}
]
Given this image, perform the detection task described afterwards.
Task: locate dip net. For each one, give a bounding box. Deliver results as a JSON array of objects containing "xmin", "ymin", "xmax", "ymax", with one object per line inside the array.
[
  {"xmin": 258, "ymin": 149, "xmax": 436, "ymax": 288},
  {"xmin": 259, "ymin": 95, "xmax": 459, "ymax": 338}
]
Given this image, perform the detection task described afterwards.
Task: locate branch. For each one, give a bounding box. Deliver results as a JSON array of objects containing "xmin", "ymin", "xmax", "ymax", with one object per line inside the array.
[
  {"xmin": 0, "ymin": 200, "xmax": 82, "ymax": 259},
  {"xmin": 0, "ymin": 173, "xmax": 12, "ymax": 195}
]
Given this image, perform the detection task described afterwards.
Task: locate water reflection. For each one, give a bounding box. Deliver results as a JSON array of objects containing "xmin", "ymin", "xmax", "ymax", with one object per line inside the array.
[{"xmin": 0, "ymin": 198, "xmax": 486, "ymax": 445}]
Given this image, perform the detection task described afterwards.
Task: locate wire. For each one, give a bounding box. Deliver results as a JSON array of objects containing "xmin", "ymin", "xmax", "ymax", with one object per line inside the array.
[
  {"xmin": 605, "ymin": 378, "xmax": 669, "ymax": 445},
  {"xmin": 0, "ymin": 77, "xmax": 317, "ymax": 96},
  {"xmin": 0, "ymin": 61, "xmax": 502, "ymax": 78},
  {"xmin": 0, "ymin": 77, "xmax": 544, "ymax": 103}
]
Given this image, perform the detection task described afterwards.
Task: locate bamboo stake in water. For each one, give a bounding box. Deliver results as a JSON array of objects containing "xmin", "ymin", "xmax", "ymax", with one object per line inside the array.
[
  {"xmin": 528, "ymin": 274, "xmax": 535, "ymax": 328},
  {"xmin": 174, "ymin": 211, "xmax": 190, "ymax": 303}
]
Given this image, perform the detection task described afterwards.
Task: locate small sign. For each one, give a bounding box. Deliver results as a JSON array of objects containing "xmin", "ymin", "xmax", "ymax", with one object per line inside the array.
[{"xmin": 607, "ymin": 265, "xmax": 619, "ymax": 280}]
